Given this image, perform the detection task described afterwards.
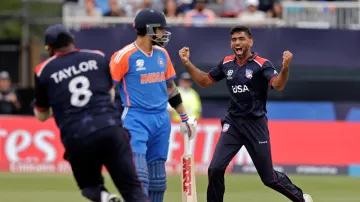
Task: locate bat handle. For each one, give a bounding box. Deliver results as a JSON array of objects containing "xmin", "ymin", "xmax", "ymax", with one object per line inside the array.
[{"xmin": 184, "ymin": 132, "xmax": 190, "ymax": 155}]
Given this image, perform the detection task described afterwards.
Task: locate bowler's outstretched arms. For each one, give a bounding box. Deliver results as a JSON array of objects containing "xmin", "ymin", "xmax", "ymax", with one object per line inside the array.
[{"xmin": 178, "ymin": 46, "xmax": 293, "ymax": 91}]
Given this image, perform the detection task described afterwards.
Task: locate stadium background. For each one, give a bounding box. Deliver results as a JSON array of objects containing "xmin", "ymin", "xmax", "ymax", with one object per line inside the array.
[{"xmin": 0, "ymin": 0, "xmax": 360, "ymax": 201}]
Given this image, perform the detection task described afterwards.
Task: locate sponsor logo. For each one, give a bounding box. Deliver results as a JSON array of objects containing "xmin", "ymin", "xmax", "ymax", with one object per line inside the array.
[
  {"xmin": 182, "ymin": 158, "xmax": 192, "ymax": 195},
  {"xmin": 136, "ymin": 59, "xmax": 146, "ymax": 71}
]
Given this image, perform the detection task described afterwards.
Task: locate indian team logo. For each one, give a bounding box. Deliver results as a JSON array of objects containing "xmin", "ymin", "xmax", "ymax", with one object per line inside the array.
[
  {"xmin": 136, "ymin": 59, "xmax": 146, "ymax": 71},
  {"xmin": 158, "ymin": 57, "xmax": 164, "ymax": 67},
  {"xmin": 245, "ymin": 69, "xmax": 253, "ymax": 79},
  {"xmin": 222, "ymin": 123, "xmax": 230, "ymax": 132}
]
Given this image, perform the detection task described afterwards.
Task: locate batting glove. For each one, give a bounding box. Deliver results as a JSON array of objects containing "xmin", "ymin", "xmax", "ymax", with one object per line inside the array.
[{"xmin": 180, "ymin": 114, "xmax": 197, "ymax": 140}]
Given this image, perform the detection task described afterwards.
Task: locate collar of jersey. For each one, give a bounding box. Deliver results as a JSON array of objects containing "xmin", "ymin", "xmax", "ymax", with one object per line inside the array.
[
  {"xmin": 133, "ymin": 42, "xmax": 153, "ymax": 57},
  {"xmin": 54, "ymin": 49, "xmax": 80, "ymax": 57},
  {"xmin": 236, "ymin": 52, "xmax": 258, "ymax": 67}
]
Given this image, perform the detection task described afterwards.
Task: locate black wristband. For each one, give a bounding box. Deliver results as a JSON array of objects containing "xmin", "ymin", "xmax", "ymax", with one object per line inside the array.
[{"xmin": 168, "ymin": 93, "xmax": 182, "ymax": 108}]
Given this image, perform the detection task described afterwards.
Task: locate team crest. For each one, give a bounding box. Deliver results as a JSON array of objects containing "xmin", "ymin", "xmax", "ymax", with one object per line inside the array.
[
  {"xmin": 136, "ymin": 59, "xmax": 146, "ymax": 71},
  {"xmin": 222, "ymin": 123, "xmax": 230, "ymax": 132},
  {"xmin": 158, "ymin": 57, "xmax": 164, "ymax": 67},
  {"xmin": 245, "ymin": 69, "xmax": 253, "ymax": 79}
]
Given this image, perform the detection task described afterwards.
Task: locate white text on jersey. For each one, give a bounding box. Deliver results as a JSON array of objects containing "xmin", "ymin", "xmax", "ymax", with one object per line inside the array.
[
  {"xmin": 51, "ymin": 60, "xmax": 98, "ymax": 84},
  {"xmin": 231, "ymin": 85, "xmax": 249, "ymax": 93}
]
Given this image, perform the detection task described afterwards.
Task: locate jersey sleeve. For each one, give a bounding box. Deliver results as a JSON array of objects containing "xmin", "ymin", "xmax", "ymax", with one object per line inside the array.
[
  {"xmin": 109, "ymin": 50, "xmax": 129, "ymax": 84},
  {"xmin": 262, "ymin": 61, "xmax": 279, "ymax": 87},
  {"xmin": 207, "ymin": 60, "xmax": 226, "ymax": 82},
  {"xmin": 34, "ymin": 73, "xmax": 50, "ymax": 111},
  {"xmin": 165, "ymin": 50, "xmax": 176, "ymax": 82}
]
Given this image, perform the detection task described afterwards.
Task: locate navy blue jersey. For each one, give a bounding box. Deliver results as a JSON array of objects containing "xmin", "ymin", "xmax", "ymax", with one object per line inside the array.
[
  {"xmin": 34, "ymin": 49, "xmax": 121, "ymax": 144},
  {"xmin": 208, "ymin": 53, "xmax": 278, "ymax": 117}
]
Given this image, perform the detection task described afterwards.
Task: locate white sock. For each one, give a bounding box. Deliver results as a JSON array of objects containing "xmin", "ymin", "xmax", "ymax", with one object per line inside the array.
[{"xmin": 101, "ymin": 191, "xmax": 110, "ymax": 202}]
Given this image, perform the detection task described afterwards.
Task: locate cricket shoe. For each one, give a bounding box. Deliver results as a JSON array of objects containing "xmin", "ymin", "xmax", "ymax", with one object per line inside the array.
[
  {"xmin": 102, "ymin": 193, "xmax": 121, "ymax": 202},
  {"xmin": 303, "ymin": 194, "xmax": 313, "ymax": 202}
]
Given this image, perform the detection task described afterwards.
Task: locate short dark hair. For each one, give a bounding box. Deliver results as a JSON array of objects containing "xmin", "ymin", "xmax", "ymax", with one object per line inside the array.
[
  {"xmin": 136, "ymin": 28, "xmax": 147, "ymax": 36},
  {"xmin": 230, "ymin": 25, "xmax": 252, "ymax": 38},
  {"xmin": 50, "ymin": 33, "xmax": 74, "ymax": 50}
]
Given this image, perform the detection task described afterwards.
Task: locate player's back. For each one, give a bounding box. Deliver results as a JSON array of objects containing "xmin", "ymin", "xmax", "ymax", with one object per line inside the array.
[{"xmin": 35, "ymin": 49, "xmax": 121, "ymax": 143}]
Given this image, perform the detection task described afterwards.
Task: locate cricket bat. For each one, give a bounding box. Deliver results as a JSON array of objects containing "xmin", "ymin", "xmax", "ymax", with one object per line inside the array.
[{"xmin": 181, "ymin": 133, "xmax": 198, "ymax": 202}]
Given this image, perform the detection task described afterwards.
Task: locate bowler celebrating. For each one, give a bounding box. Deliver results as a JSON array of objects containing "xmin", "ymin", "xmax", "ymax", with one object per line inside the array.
[{"xmin": 178, "ymin": 25, "xmax": 314, "ymax": 202}]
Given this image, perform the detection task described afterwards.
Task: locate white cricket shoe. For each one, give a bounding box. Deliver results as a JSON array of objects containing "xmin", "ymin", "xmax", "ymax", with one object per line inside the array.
[
  {"xmin": 303, "ymin": 194, "xmax": 313, "ymax": 202},
  {"xmin": 101, "ymin": 192, "xmax": 121, "ymax": 202},
  {"xmin": 107, "ymin": 194, "xmax": 121, "ymax": 202}
]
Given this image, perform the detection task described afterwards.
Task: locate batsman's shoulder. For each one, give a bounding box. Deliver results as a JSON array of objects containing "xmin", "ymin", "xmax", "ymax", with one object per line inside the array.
[
  {"xmin": 154, "ymin": 45, "xmax": 171, "ymax": 58},
  {"xmin": 111, "ymin": 43, "xmax": 137, "ymax": 64}
]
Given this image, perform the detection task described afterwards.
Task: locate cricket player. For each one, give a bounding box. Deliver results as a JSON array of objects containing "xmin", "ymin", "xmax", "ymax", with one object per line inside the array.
[
  {"xmin": 33, "ymin": 24, "xmax": 148, "ymax": 202},
  {"xmin": 178, "ymin": 25, "xmax": 314, "ymax": 202},
  {"xmin": 110, "ymin": 8, "xmax": 197, "ymax": 202}
]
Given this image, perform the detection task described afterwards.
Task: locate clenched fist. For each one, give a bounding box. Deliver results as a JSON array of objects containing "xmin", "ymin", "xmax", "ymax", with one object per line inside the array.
[
  {"xmin": 179, "ymin": 47, "xmax": 190, "ymax": 65},
  {"xmin": 282, "ymin": 50, "xmax": 293, "ymax": 69}
]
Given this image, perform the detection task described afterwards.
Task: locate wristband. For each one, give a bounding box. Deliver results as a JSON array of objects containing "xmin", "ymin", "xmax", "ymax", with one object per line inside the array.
[{"xmin": 180, "ymin": 113, "xmax": 189, "ymax": 122}]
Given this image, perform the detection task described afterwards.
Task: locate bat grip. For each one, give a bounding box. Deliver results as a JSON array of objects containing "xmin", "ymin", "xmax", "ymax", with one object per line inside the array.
[{"xmin": 184, "ymin": 132, "xmax": 190, "ymax": 155}]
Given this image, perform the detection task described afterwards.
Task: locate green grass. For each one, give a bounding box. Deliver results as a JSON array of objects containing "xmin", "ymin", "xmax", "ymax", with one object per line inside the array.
[{"xmin": 0, "ymin": 173, "xmax": 359, "ymax": 202}]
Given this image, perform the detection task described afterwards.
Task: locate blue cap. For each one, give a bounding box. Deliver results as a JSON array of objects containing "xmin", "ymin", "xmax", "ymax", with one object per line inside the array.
[{"xmin": 44, "ymin": 24, "xmax": 72, "ymax": 46}]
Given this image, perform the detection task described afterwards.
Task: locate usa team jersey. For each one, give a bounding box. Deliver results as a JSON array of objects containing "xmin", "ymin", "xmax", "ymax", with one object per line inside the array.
[
  {"xmin": 34, "ymin": 49, "xmax": 121, "ymax": 144},
  {"xmin": 110, "ymin": 43, "xmax": 176, "ymax": 110},
  {"xmin": 208, "ymin": 53, "xmax": 278, "ymax": 117}
]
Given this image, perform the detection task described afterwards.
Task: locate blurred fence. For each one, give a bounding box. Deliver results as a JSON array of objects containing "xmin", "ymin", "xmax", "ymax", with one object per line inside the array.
[
  {"xmin": 282, "ymin": 1, "xmax": 360, "ymax": 29},
  {"xmin": 62, "ymin": 1, "xmax": 360, "ymax": 30}
]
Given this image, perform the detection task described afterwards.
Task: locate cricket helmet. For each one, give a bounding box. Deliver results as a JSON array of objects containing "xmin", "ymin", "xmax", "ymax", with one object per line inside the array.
[{"xmin": 133, "ymin": 8, "xmax": 171, "ymax": 47}]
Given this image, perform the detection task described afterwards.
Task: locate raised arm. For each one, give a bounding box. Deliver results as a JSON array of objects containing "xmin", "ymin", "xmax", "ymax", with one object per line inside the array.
[
  {"xmin": 267, "ymin": 51, "xmax": 293, "ymax": 91},
  {"xmin": 179, "ymin": 47, "xmax": 225, "ymax": 88}
]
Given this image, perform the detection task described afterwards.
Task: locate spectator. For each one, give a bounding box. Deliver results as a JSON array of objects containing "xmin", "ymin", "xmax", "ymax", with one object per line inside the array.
[
  {"xmin": 82, "ymin": 0, "xmax": 102, "ymax": 16},
  {"xmin": 134, "ymin": 0, "xmax": 152, "ymax": 15},
  {"xmin": 237, "ymin": 0, "xmax": 266, "ymax": 27},
  {"xmin": 184, "ymin": 0, "xmax": 216, "ymax": 27},
  {"xmin": 0, "ymin": 71, "xmax": 20, "ymax": 114},
  {"xmin": 167, "ymin": 72, "xmax": 202, "ymax": 122},
  {"xmin": 266, "ymin": 1, "xmax": 282, "ymax": 19},
  {"xmin": 164, "ymin": 0, "xmax": 184, "ymax": 18},
  {"xmin": 177, "ymin": 0, "xmax": 193, "ymax": 14},
  {"xmin": 217, "ymin": 0, "xmax": 246, "ymax": 17},
  {"xmin": 103, "ymin": 0, "xmax": 126, "ymax": 16}
]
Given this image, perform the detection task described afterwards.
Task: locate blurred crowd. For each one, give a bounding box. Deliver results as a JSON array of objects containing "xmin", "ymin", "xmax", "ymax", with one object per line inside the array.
[
  {"xmin": 77, "ymin": 0, "xmax": 283, "ymax": 27},
  {"xmin": 0, "ymin": 71, "xmax": 21, "ymax": 115}
]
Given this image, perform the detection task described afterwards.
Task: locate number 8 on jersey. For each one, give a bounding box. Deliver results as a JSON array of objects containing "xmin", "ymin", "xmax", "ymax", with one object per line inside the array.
[{"xmin": 68, "ymin": 76, "xmax": 93, "ymax": 107}]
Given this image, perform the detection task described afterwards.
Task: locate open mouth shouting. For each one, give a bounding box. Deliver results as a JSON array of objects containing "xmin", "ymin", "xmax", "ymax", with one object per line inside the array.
[{"xmin": 235, "ymin": 47, "xmax": 244, "ymax": 55}]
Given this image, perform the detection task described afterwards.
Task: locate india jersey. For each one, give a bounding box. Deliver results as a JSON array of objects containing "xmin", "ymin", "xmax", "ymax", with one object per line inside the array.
[{"xmin": 110, "ymin": 42, "xmax": 176, "ymax": 110}]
